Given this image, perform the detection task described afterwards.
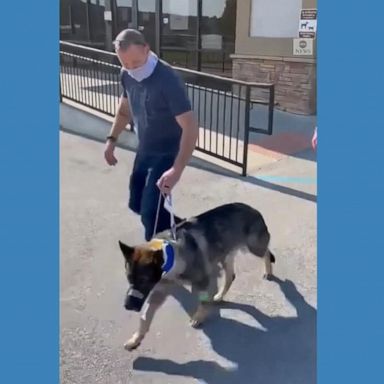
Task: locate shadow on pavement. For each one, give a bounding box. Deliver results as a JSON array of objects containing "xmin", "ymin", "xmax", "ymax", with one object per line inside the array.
[{"xmin": 133, "ymin": 277, "xmax": 316, "ymax": 384}]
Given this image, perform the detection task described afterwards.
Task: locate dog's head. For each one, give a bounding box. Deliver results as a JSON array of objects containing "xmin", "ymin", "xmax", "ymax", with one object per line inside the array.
[{"xmin": 118, "ymin": 240, "xmax": 164, "ymax": 312}]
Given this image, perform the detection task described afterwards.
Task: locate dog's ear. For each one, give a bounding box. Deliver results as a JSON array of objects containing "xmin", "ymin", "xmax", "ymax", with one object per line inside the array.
[{"xmin": 118, "ymin": 241, "xmax": 134, "ymax": 262}]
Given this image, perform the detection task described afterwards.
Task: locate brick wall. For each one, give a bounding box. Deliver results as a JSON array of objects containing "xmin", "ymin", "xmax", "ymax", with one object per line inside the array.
[{"xmin": 232, "ymin": 58, "xmax": 317, "ymax": 115}]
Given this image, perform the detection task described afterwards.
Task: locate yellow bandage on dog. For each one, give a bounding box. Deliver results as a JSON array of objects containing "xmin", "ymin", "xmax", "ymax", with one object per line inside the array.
[{"xmin": 148, "ymin": 238, "xmax": 164, "ymax": 251}]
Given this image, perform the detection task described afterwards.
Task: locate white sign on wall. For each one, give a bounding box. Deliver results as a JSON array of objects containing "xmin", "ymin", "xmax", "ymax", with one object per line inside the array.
[
  {"xmin": 299, "ymin": 9, "xmax": 317, "ymax": 38},
  {"xmin": 201, "ymin": 34, "xmax": 223, "ymax": 50},
  {"xmin": 250, "ymin": 0, "xmax": 302, "ymax": 38},
  {"xmin": 293, "ymin": 38, "xmax": 313, "ymax": 56},
  {"xmin": 170, "ymin": 14, "xmax": 189, "ymax": 30},
  {"xmin": 104, "ymin": 11, "xmax": 112, "ymax": 21}
]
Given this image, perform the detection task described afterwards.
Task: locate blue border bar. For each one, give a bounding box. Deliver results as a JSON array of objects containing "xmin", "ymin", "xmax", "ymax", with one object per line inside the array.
[
  {"xmin": 319, "ymin": 1, "xmax": 384, "ymax": 383},
  {"xmin": 1, "ymin": 0, "xmax": 383, "ymax": 383},
  {"xmin": 0, "ymin": 1, "xmax": 59, "ymax": 383}
]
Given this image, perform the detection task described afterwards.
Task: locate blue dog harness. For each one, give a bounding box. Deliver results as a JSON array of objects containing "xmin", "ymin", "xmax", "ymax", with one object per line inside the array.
[
  {"xmin": 161, "ymin": 241, "xmax": 175, "ymax": 274},
  {"xmin": 148, "ymin": 238, "xmax": 175, "ymax": 275}
]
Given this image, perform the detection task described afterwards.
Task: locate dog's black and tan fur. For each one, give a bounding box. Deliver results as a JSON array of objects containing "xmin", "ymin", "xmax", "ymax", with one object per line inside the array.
[{"xmin": 118, "ymin": 202, "xmax": 275, "ymax": 350}]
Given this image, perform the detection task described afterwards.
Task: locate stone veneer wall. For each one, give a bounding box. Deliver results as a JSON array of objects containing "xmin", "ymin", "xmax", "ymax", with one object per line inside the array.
[{"xmin": 232, "ymin": 57, "xmax": 317, "ymax": 115}]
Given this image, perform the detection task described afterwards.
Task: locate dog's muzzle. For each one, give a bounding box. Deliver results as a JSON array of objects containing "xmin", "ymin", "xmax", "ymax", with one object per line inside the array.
[{"xmin": 124, "ymin": 287, "xmax": 148, "ymax": 312}]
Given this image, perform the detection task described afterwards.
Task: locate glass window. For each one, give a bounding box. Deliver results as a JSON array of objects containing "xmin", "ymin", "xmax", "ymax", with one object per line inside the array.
[
  {"xmin": 68, "ymin": 0, "xmax": 89, "ymax": 42},
  {"xmin": 201, "ymin": 0, "xmax": 236, "ymax": 75},
  {"xmin": 60, "ymin": 0, "xmax": 107, "ymax": 48},
  {"xmin": 60, "ymin": 0, "xmax": 74, "ymax": 40},
  {"xmin": 161, "ymin": 0, "xmax": 198, "ymax": 69},
  {"xmin": 138, "ymin": 0, "xmax": 157, "ymax": 50},
  {"xmin": 114, "ymin": 0, "xmax": 133, "ymax": 35},
  {"xmin": 88, "ymin": 0, "xmax": 106, "ymax": 48}
]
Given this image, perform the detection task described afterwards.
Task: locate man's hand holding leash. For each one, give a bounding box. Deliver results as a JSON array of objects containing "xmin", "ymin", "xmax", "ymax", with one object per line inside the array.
[
  {"xmin": 156, "ymin": 166, "xmax": 181, "ymax": 194},
  {"xmin": 312, "ymin": 126, "xmax": 317, "ymax": 151}
]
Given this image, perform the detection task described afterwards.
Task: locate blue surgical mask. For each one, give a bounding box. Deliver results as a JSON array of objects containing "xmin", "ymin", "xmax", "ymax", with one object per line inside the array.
[{"xmin": 126, "ymin": 51, "xmax": 158, "ymax": 82}]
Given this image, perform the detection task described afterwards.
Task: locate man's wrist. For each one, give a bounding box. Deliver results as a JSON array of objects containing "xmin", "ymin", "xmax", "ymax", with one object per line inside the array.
[
  {"xmin": 106, "ymin": 135, "xmax": 117, "ymax": 144},
  {"xmin": 172, "ymin": 163, "xmax": 184, "ymax": 175}
]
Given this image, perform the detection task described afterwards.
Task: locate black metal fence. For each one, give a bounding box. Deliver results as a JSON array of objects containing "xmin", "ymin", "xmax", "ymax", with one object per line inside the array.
[{"xmin": 60, "ymin": 41, "xmax": 274, "ymax": 175}]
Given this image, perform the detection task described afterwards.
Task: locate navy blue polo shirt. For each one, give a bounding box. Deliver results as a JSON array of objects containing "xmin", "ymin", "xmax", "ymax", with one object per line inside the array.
[{"xmin": 120, "ymin": 60, "xmax": 191, "ymax": 156}]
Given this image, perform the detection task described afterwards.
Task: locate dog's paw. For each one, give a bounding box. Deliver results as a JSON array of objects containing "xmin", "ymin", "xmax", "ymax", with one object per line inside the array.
[
  {"xmin": 213, "ymin": 293, "xmax": 224, "ymax": 302},
  {"xmin": 263, "ymin": 273, "xmax": 273, "ymax": 281},
  {"xmin": 189, "ymin": 318, "xmax": 204, "ymax": 328},
  {"xmin": 124, "ymin": 333, "xmax": 143, "ymax": 351},
  {"xmin": 190, "ymin": 304, "xmax": 211, "ymax": 328}
]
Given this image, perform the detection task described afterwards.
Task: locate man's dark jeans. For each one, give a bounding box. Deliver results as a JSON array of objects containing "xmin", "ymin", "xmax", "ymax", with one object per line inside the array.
[{"xmin": 128, "ymin": 152, "xmax": 182, "ymax": 241}]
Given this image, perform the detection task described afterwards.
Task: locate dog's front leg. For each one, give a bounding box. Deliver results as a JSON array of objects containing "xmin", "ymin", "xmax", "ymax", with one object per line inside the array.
[
  {"xmin": 124, "ymin": 282, "xmax": 172, "ymax": 351},
  {"xmin": 263, "ymin": 249, "xmax": 274, "ymax": 280}
]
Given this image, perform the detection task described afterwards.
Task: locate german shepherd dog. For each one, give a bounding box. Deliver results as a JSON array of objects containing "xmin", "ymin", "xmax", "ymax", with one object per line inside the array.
[{"xmin": 118, "ymin": 202, "xmax": 275, "ymax": 351}]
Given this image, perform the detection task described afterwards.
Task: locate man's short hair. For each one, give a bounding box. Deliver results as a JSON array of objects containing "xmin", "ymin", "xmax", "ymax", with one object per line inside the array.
[{"xmin": 113, "ymin": 29, "xmax": 147, "ymax": 50}]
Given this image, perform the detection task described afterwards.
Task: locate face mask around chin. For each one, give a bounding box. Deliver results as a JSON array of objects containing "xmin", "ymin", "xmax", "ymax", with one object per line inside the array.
[{"xmin": 126, "ymin": 52, "xmax": 158, "ymax": 82}]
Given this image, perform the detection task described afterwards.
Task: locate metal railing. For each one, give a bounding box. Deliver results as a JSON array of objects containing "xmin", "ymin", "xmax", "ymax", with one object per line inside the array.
[{"xmin": 60, "ymin": 41, "xmax": 275, "ymax": 175}]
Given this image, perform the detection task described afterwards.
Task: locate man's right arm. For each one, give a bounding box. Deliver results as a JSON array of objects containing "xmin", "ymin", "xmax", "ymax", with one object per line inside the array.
[
  {"xmin": 104, "ymin": 96, "xmax": 132, "ymax": 166},
  {"xmin": 107, "ymin": 96, "xmax": 132, "ymax": 142}
]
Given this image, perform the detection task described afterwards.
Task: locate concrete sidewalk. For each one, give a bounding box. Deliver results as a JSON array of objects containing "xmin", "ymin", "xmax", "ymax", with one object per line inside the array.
[{"xmin": 60, "ymin": 105, "xmax": 316, "ymax": 384}]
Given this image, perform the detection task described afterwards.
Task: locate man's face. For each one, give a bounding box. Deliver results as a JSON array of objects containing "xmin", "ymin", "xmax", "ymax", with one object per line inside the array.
[{"xmin": 115, "ymin": 42, "xmax": 150, "ymax": 70}]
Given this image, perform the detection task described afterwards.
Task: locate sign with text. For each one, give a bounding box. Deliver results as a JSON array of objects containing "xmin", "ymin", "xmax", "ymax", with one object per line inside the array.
[
  {"xmin": 201, "ymin": 34, "xmax": 223, "ymax": 50},
  {"xmin": 170, "ymin": 14, "xmax": 188, "ymax": 30},
  {"xmin": 299, "ymin": 9, "xmax": 317, "ymax": 38},
  {"xmin": 293, "ymin": 38, "xmax": 314, "ymax": 56},
  {"xmin": 104, "ymin": 11, "xmax": 112, "ymax": 22}
]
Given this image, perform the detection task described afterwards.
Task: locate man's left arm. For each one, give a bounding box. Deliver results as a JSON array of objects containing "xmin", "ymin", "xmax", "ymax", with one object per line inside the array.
[
  {"xmin": 173, "ymin": 110, "xmax": 199, "ymax": 173},
  {"xmin": 157, "ymin": 110, "xmax": 198, "ymax": 193},
  {"xmin": 157, "ymin": 73, "xmax": 198, "ymax": 193}
]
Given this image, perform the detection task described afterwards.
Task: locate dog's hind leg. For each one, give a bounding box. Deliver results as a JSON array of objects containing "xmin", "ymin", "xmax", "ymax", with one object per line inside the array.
[
  {"xmin": 213, "ymin": 255, "xmax": 235, "ymax": 302},
  {"xmin": 190, "ymin": 275, "xmax": 217, "ymax": 328}
]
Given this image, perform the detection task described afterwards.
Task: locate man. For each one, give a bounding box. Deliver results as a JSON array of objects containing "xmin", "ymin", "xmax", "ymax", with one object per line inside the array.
[
  {"xmin": 104, "ymin": 29, "xmax": 198, "ymax": 241},
  {"xmin": 312, "ymin": 126, "xmax": 317, "ymax": 150}
]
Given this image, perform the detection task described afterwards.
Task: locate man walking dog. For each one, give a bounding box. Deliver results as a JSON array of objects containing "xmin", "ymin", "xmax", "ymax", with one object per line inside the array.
[{"xmin": 104, "ymin": 29, "xmax": 198, "ymax": 240}]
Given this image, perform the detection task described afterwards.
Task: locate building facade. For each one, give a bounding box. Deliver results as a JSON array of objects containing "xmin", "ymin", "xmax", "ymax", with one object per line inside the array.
[
  {"xmin": 233, "ymin": 0, "xmax": 317, "ymax": 114},
  {"xmin": 60, "ymin": 0, "xmax": 317, "ymax": 114}
]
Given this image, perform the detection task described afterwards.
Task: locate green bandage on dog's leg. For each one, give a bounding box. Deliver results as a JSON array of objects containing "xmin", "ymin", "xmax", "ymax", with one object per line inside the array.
[{"xmin": 198, "ymin": 291, "xmax": 210, "ymax": 303}]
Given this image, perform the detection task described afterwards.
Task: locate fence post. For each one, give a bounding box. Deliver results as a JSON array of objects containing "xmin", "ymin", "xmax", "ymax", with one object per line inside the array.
[
  {"xmin": 59, "ymin": 71, "xmax": 62, "ymax": 103},
  {"xmin": 268, "ymin": 84, "xmax": 275, "ymax": 135},
  {"xmin": 242, "ymin": 85, "xmax": 251, "ymax": 177}
]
